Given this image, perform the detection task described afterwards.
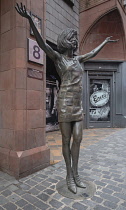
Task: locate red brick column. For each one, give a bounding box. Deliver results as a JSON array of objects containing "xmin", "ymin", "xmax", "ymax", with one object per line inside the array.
[{"xmin": 0, "ymin": 0, "xmax": 50, "ymax": 178}]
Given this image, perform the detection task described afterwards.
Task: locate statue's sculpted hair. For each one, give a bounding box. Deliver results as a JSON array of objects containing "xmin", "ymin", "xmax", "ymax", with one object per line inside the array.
[{"xmin": 57, "ymin": 28, "xmax": 78, "ymax": 53}]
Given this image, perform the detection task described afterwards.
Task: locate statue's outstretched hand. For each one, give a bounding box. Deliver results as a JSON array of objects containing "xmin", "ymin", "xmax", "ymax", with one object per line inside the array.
[
  {"xmin": 105, "ymin": 36, "xmax": 119, "ymax": 43},
  {"xmin": 15, "ymin": 3, "xmax": 31, "ymax": 19}
]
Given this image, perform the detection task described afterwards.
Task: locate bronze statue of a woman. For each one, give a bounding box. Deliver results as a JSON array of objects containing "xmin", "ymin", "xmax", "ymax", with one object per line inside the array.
[{"xmin": 15, "ymin": 3, "xmax": 118, "ymax": 194}]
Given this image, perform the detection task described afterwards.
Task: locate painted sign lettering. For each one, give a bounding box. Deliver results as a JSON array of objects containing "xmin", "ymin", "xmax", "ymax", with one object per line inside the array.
[{"xmin": 90, "ymin": 90, "xmax": 109, "ymax": 107}]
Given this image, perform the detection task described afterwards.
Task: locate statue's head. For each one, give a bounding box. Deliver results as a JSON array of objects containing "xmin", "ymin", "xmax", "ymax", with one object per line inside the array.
[{"xmin": 57, "ymin": 28, "xmax": 78, "ymax": 53}]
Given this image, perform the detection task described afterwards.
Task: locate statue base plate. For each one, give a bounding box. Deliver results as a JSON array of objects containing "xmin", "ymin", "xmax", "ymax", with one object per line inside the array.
[{"xmin": 56, "ymin": 179, "xmax": 96, "ymax": 200}]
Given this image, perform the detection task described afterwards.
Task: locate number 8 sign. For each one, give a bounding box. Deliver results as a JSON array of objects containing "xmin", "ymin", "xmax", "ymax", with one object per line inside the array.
[{"xmin": 28, "ymin": 38, "xmax": 44, "ymax": 65}]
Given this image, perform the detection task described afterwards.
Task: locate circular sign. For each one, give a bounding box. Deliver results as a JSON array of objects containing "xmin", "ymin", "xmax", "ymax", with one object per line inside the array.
[{"xmin": 90, "ymin": 90, "xmax": 109, "ymax": 107}]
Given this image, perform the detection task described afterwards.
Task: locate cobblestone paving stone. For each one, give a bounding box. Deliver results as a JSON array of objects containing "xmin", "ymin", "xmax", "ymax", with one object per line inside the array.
[
  {"xmin": 46, "ymin": 128, "xmax": 122, "ymax": 164},
  {"xmin": 0, "ymin": 128, "xmax": 126, "ymax": 209}
]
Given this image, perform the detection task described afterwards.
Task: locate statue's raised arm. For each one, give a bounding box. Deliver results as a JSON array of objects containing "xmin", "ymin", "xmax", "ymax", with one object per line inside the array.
[
  {"xmin": 78, "ymin": 36, "xmax": 119, "ymax": 63},
  {"xmin": 15, "ymin": 3, "xmax": 60, "ymax": 61}
]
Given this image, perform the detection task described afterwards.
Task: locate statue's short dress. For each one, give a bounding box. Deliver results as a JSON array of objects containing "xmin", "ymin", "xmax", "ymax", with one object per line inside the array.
[{"xmin": 55, "ymin": 55, "xmax": 84, "ymax": 122}]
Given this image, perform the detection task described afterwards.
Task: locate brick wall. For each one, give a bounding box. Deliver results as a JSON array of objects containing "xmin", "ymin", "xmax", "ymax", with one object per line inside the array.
[
  {"xmin": 46, "ymin": 0, "xmax": 79, "ymax": 44},
  {"xmin": 81, "ymin": 10, "xmax": 125, "ymax": 60},
  {"xmin": 80, "ymin": 0, "xmax": 110, "ymax": 13}
]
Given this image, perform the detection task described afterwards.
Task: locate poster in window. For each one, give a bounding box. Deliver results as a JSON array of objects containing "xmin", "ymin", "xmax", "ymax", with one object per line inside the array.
[
  {"xmin": 89, "ymin": 79, "xmax": 110, "ymax": 121},
  {"xmin": 46, "ymin": 77, "xmax": 59, "ymax": 132}
]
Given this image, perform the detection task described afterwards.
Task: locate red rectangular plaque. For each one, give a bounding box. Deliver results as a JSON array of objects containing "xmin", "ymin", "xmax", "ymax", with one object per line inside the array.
[{"xmin": 27, "ymin": 68, "xmax": 43, "ymax": 80}]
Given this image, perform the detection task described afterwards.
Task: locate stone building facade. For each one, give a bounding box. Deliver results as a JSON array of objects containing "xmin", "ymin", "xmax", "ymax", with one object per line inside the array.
[
  {"xmin": 0, "ymin": 0, "xmax": 50, "ymax": 178},
  {"xmin": 80, "ymin": 0, "xmax": 126, "ymax": 128},
  {"xmin": 46, "ymin": 0, "xmax": 79, "ymax": 44},
  {"xmin": 0, "ymin": 0, "xmax": 79, "ymax": 177}
]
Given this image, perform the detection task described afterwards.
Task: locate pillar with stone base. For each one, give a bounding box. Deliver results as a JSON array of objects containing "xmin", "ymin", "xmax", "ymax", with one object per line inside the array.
[{"xmin": 0, "ymin": 0, "xmax": 50, "ymax": 178}]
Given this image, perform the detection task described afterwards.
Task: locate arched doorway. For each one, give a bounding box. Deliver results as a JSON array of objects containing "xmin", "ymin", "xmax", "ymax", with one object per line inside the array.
[
  {"xmin": 81, "ymin": 9, "xmax": 125, "ymax": 60},
  {"xmin": 81, "ymin": 9, "xmax": 126, "ymax": 128}
]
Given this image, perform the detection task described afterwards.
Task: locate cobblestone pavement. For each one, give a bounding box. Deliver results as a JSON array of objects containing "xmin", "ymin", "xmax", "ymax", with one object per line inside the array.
[
  {"xmin": 0, "ymin": 128, "xmax": 126, "ymax": 209},
  {"xmin": 46, "ymin": 128, "xmax": 122, "ymax": 164}
]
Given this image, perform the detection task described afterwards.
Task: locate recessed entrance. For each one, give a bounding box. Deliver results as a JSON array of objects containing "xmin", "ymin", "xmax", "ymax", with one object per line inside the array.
[
  {"xmin": 83, "ymin": 61, "xmax": 119, "ymax": 129},
  {"xmin": 46, "ymin": 41, "xmax": 60, "ymax": 132}
]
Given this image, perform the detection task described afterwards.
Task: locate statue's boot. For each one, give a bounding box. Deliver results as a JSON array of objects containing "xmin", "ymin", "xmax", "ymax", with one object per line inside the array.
[
  {"xmin": 74, "ymin": 175, "xmax": 86, "ymax": 188},
  {"xmin": 66, "ymin": 176, "xmax": 77, "ymax": 194}
]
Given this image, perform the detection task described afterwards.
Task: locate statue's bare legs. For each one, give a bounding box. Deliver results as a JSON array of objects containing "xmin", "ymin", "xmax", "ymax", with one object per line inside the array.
[
  {"xmin": 71, "ymin": 121, "xmax": 83, "ymax": 175},
  {"xmin": 59, "ymin": 121, "xmax": 86, "ymax": 194}
]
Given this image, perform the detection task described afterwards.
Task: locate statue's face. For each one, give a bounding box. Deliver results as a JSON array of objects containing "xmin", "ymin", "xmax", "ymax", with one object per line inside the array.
[
  {"xmin": 68, "ymin": 32, "xmax": 78, "ymax": 51},
  {"xmin": 57, "ymin": 29, "xmax": 78, "ymax": 53}
]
